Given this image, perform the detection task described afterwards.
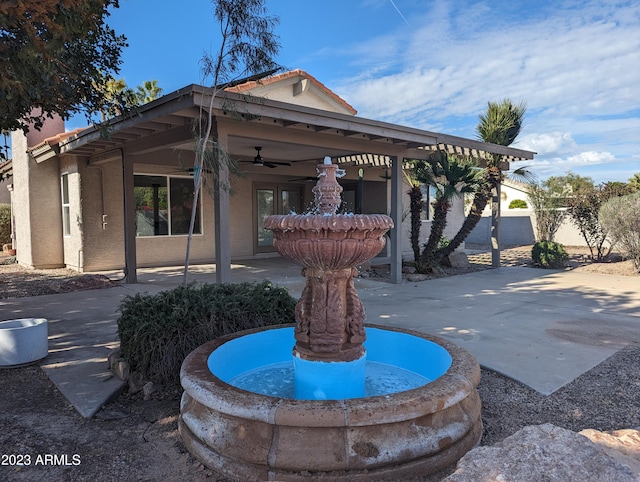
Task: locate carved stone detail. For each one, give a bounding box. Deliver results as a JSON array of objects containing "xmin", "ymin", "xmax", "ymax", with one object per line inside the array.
[{"xmin": 264, "ymin": 162, "xmax": 393, "ymax": 362}]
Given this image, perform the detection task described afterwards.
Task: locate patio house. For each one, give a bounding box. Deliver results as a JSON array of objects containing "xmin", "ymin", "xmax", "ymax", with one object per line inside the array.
[{"xmin": 10, "ymin": 70, "xmax": 535, "ymax": 283}]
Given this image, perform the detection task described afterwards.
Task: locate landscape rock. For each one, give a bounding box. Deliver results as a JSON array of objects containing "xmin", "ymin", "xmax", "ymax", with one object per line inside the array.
[
  {"xmin": 580, "ymin": 427, "xmax": 640, "ymax": 468},
  {"xmin": 128, "ymin": 371, "xmax": 145, "ymax": 394},
  {"xmin": 357, "ymin": 260, "xmax": 372, "ymax": 272},
  {"xmin": 448, "ymin": 251, "xmax": 470, "ymax": 268},
  {"xmin": 143, "ymin": 382, "xmax": 155, "ymax": 400},
  {"xmin": 406, "ymin": 273, "xmax": 430, "ymax": 282},
  {"xmin": 107, "ymin": 349, "xmax": 121, "ymax": 370},
  {"xmin": 444, "ymin": 424, "xmax": 640, "ymax": 482},
  {"xmin": 113, "ymin": 360, "xmax": 130, "ymax": 382}
]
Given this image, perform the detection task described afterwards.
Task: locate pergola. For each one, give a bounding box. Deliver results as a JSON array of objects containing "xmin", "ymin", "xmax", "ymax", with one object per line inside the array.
[{"xmin": 31, "ymin": 84, "xmax": 535, "ymax": 283}]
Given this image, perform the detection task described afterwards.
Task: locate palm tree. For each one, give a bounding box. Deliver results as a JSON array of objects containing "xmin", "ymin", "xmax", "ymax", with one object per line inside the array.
[
  {"xmin": 136, "ymin": 80, "xmax": 163, "ymax": 104},
  {"xmin": 403, "ymin": 163, "xmax": 425, "ymax": 264},
  {"xmin": 414, "ymin": 151, "xmax": 483, "ymax": 273},
  {"xmin": 436, "ymin": 99, "xmax": 527, "ymax": 266}
]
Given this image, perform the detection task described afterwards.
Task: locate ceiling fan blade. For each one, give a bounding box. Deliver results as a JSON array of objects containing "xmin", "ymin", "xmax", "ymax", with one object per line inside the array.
[
  {"xmin": 266, "ymin": 161, "xmax": 291, "ymax": 166},
  {"xmin": 288, "ymin": 176, "xmax": 316, "ymax": 182},
  {"xmin": 263, "ymin": 161, "xmax": 278, "ymax": 168}
]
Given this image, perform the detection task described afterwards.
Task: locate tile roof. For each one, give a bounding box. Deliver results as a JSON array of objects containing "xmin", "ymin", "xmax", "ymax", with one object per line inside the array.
[{"xmin": 27, "ymin": 128, "xmax": 87, "ymax": 151}]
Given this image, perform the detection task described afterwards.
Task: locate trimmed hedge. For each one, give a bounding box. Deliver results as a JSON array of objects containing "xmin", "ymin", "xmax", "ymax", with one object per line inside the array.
[
  {"xmin": 531, "ymin": 241, "xmax": 568, "ymax": 269},
  {"xmin": 117, "ymin": 280, "xmax": 296, "ymax": 386}
]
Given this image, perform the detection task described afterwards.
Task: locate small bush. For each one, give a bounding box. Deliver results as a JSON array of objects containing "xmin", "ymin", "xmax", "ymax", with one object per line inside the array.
[
  {"xmin": 599, "ymin": 192, "xmax": 640, "ymax": 272},
  {"xmin": 436, "ymin": 235, "xmax": 450, "ymax": 252},
  {"xmin": 532, "ymin": 241, "xmax": 568, "ymax": 269},
  {"xmin": 117, "ymin": 280, "xmax": 296, "ymax": 386},
  {"xmin": 0, "ymin": 203, "xmax": 11, "ymax": 245},
  {"xmin": 508, "ymin": 199, "xmax": 528, "ymax": 209}
]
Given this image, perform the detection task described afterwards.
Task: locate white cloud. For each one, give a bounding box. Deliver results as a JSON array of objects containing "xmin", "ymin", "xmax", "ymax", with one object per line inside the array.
[
  {"xmin": 525, "ymin": 151, "xmax": 617, "ymax": 178},
  {"xmin": 333, "ymin": 0, "xmax": 640, "ymax": 183},
  {"xmin": 518, "ymin": 132, "xmax": 577, "ymax": 156}
]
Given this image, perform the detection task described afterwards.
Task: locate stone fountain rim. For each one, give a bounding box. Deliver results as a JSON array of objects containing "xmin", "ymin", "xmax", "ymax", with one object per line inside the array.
[
  {"xmin": 180, "ymin": 323, "xmax": 481, "ymax": 427},
  {"xmin": 263, "ymin": 213, "xmax": 394, "ymax": 232}
]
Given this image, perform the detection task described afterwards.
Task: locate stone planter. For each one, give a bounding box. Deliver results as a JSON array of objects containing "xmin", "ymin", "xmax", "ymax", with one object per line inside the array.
[{"xmin": 0, "ymin": 318, "xmax": 48, "ymax": 367}]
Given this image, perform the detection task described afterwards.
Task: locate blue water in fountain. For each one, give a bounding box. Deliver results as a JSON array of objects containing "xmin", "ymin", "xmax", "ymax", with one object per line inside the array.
[{"xmin": 208, "ymin": 327, "xmax": 452, "ymax": 400}]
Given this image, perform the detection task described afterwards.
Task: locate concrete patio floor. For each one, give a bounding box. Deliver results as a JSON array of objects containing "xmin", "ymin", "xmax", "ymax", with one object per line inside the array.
[{"xmin": 1, "ymin": 254, "xmax": 638, "ymax": 417}]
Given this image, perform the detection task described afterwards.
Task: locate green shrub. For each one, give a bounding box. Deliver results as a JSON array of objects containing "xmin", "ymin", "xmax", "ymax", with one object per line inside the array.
[
  {"xmin": 599, "ymin": 192, "xmax": 640, "ymax": 272},
  {"xmin": 0, "ymin": 203, "xmax": 11, "ymax": 245},
  {"xmin": 531, "ymin": 241, "xmax": 568, "ymax": 269},
  {"xmin": 117, "ymin": 280, "xmax": 296, "ymax": 386},
  {"xmin": 508, "ymin": 199, "xmax": 528, "ymax": 209},
  {"xmin": 436, "ymin": 235, "xmax": 450, "ymax": 252}
]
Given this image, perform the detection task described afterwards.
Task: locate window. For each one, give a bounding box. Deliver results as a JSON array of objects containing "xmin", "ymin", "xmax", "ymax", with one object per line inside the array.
[
  {"xmin": 61, "ymin": 174, "xmax": 70, "ymax": 236},
  {"xmin": 134, "ymin": 175, "xmax": 201, "ymax": 236},
  {"xmin": 420, "ymin": 184, "xmax": 437, "ymax": 221}
]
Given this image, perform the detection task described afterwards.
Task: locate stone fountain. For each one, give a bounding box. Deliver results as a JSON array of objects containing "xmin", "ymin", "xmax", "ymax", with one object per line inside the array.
[{"xmin": 179, "ymin": 158, "xmax": 482, "ymax": 480}]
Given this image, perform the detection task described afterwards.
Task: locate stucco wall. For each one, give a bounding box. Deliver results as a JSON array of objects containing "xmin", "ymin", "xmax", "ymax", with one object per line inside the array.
[
  {"xmin": 239, "ymin": 79, "xmax": 352, "ymax": 115},
  {"xmin": 229, "ymin": 174, "xmax": 256, "ymax": 257},
  {"xmin": 0, "ymin": 178, "xmax": 11, "ymax": 204},
  {"xmin": 10, "ymin": 130, "xmax": 64, "ymax": 268},
  {"xmin": 466, "ymin": 209, "xmax": 592, "ymax": 247},
  {"xmin": 60, "ymin": 157, "xmax": 83, "ymax": 269}
]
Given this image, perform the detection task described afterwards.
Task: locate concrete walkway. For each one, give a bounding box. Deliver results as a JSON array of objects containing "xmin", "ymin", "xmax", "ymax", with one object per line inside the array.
[{"xmin": 1, "ymin": 258, "xmax": 638, "ymax": 417}]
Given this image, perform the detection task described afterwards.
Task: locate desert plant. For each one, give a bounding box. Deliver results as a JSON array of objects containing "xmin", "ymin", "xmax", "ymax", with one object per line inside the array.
[
  {"xmin": 413, "ymin": 151, "xmax": 483, "ymax": 273},
  {"xmin": 531, "ymin": 241, "xmax": 568, "ymax": 269},
  {"xmin": 117, "ymin": 280, "xmax": 296, "ymax": 386},
  {"xmin": 599, "ymin": 192, "xmax": 640, "ymax": 272},
  {"xmin": 403, "ymin": 163, "xmax": 425, "ymax": 264},
  {"xmin": 566, "ymin": 183, "xmax": 630, "ymax": 261},
  {"xmin": 437, "ymin": 99, "xmax": 528, "ymax": 264},
  {"xmin": 0, "ymin": 203, "xmax": 11, "ymax": 245},
  {"xmin": 182, "ymin": 0, "xmax": 282, "ymax": 285},
  {"xmin": 527, "ymin": 183, "xmax": 566, "ymax": 242},
  {"xmin": 508, "ymin": 199, "xmax": 527, "ymax": 209}
]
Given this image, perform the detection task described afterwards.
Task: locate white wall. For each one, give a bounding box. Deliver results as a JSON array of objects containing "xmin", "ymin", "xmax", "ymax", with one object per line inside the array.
[
  {"xmin": 467, "ymin": 208, "xmax": 596, "ymax": 248},
  {"xmin": 10, "ymin": 129, "xmax": 64, "ymax": 268}
]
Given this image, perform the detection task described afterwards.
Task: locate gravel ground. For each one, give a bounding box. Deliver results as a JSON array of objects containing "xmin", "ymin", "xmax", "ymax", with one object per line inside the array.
[{"xmin": 1, "ymin": 248, "xmax": 639, "ymax": 481}]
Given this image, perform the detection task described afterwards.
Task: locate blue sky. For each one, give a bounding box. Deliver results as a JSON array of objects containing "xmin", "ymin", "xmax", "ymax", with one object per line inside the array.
[{"xmin": 74, "ymin": 0, "xmax": 640, "ymax": 183}]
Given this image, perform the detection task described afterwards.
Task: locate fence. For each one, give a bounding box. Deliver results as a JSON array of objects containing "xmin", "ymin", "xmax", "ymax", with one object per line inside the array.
[{"xmin": 465, "ymin": 209, "xmax": 591, "ymax": 247}]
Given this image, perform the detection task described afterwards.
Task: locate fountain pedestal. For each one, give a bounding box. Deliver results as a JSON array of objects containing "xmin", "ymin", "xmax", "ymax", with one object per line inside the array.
[
  {"xmin": 294, "ymin": 267, "xmax": 365, "ymax": 362},
  {"xmin": 264, "ymin": 161, "xmax": 393, "ymax": 366}
]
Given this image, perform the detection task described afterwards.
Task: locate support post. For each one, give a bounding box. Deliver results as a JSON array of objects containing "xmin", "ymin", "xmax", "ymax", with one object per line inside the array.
[
  {"xmin": 491, "ymin": 183, "xmax": 501, "ymax": 268},
  {"xmin": 214, "ymin": 127, "xmax": 231, "ymax": 283},
  {"xmin": 390, "ymin": 154, "xmax": 403, "ymax": 284},
  {"xmin": 122, "ymin": 149, "xmax": 137, "ymax": 283}
]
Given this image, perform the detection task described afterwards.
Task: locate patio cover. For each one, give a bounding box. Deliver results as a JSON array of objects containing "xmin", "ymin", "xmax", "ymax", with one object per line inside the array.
[{"xmin": 28, "ymin": 84, "xmax": 535, "ymax": 283}]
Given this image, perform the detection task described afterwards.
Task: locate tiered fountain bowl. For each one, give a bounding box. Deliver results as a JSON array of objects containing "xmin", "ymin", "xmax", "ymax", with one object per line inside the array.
[{"xmin": 179, "ymin": 159, "xmax": 482, "ymax": 481}]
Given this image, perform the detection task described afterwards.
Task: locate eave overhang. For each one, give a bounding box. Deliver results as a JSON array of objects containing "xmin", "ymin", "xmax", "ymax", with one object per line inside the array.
[{"xmin": 29, "ymin": 83, "xmax": 535, "ymax": 169}]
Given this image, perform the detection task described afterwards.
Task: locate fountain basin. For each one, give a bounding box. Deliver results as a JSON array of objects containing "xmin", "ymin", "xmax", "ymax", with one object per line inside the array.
[
  {"xmin": 0, "ymin": 318, "xmax": 48, "ymax": 367},
  {"xmin": 179, "ymin": 324, "xmax": 482, "ymax": 481},
  {"xmin": 263, "ymin": 214, "xmax": 393, "ymax": 270}
]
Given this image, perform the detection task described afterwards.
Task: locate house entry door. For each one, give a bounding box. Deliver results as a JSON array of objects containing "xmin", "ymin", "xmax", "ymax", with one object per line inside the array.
[{"xmin": 255, "ymin": 184, "xmax": 303, "ymax": 253}]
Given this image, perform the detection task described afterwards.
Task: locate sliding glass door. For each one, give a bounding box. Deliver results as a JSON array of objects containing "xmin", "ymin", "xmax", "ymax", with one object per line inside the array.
[{"xmin": 255, "ymin": 184, "xmax": 302, "ymax": 252}]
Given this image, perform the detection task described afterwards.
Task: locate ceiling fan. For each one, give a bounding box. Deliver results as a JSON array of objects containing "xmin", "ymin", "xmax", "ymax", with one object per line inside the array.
[{"xmin": 244, "ymin": 146, "xmax": 291, "ymax": 169}]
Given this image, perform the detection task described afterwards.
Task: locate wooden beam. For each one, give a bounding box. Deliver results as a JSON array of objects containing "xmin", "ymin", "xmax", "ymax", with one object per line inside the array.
[{"xmin": 123, "ymin": 124, "xmax": 194, "ymax": 155}]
